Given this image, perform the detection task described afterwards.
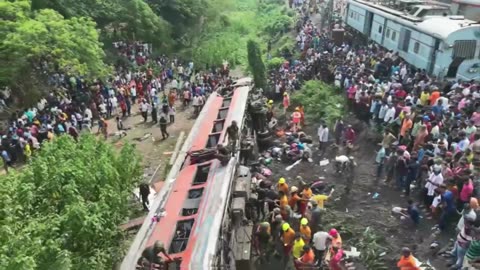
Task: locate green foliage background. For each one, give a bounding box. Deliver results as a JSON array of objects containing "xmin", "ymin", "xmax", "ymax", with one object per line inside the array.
[
  {"xmin": 186, "ymin": 0, "xmax": 296, "ymax": 68},
  {"xmin": 0, "ymin": 135, "xmax": 142, "ymax": 270},
  {"xmin": 247, "ymin": 40, "xmax": 267, "ymax": 90},
  {"xmin": 290, "ymin": 80, "xmax": 346, "ymax": 126}
]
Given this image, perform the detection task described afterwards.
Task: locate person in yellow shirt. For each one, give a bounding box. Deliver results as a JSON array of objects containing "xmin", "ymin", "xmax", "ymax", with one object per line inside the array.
[
  {"xmin": 277, "ymin": 177, "xmax": 289, "ymax": 196},
  {"xmin": 299, "ymin": 218, "xmax": 312, "ymax": 243},
  {"xmin": 312, "ymin": 188, "xmax": 335, "ymax": 209},
  {"xmin": 281, "ymin": 223, "xmax": 295, "ymax": 256},
  {"xmin": 23, "ymin": 143, "xmax": 32, "ymax": 161},
  {"xmin": 420, "ymin": 89, "xmax": 430, "ymax": 106},
  {"xmin": 292, "ymin": 233, "xmax": 305, "ymax": 259}
]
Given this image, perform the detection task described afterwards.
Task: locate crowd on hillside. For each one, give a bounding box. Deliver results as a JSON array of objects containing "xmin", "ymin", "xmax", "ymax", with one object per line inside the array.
[
  {"xmin": 0, "ymin": 41, "xmax": 233, "ymax": 174},
  {"xmin": 258, "ymin": 0, "xmax": 480, "ymax": 269}
]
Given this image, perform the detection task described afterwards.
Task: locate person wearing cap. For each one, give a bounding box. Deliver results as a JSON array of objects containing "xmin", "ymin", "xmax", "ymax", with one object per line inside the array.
[
  {"xmin": 289, "ymin": 186, "xmax": 301, "ymax": 211},
  {"xmin": 396, "ymin": 247, "xmax": 419, "ymax": 270},
  {"xmin": 266, "ymin": 100, "xmax": 274, "ymax": 122},
  {"xmin": 281, "ymin": 223, "xmax": 295, "ymax": 257},
  {"xmin": 277, "ymin": 177, "xmax": 289, "ymax": 195},
  {"xmin": 292, "ymin": 107, "xmax": 302, "ymax": 133},
  {"xmin": 329, "ymin": 228, "xmax": 342, "ymax": 250},
  {"xmin": 300, "ymin": 218, "xmax": 312, "ymax": 243}
]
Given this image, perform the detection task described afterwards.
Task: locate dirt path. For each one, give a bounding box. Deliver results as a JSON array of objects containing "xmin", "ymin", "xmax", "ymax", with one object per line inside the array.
[{"xmin": 105, "ymin": 99, "xmax": 194, "ymax": 184}]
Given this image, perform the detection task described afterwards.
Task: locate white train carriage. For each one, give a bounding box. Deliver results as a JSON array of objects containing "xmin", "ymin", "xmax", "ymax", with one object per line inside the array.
[{"xmin": 345, "ymin": 0, "xmax": 480, "ymax": 81}]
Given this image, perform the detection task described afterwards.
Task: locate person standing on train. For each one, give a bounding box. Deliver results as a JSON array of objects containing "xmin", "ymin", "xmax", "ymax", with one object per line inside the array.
[{"xmin": 225, "ymin": 120, "xmax": 239, "ymax": 153}]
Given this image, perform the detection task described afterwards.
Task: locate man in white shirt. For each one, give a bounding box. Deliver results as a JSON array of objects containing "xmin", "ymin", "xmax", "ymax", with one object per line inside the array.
[
  {"xmin": 312, "ymin": 230, "xmax": 332, "ymax": 264},
  {"xmin": 318, "ymin": 124, "xmax": 329, "ymax": 154},
  {"xmin": 192, "ymin": 95, "xmax": 200, "ymax": 116},
  {"xmin": 140, "ymin": 99, "xmax": 150, "ymax": 122},
  {"xmin": 424, "ymin": 166, "xmax": 443, "ymax": 207},
  {"xmin": 383, "ymin": 104, "xmax": 396, "ymax": 123}
]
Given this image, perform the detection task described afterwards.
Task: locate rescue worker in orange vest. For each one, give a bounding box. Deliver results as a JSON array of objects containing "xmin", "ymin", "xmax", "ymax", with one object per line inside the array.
[
  {"xmin": 329, "ymin": 228, "xmax": 342, "ymax": 252},
  {"xmin": 299, "ymin": 218, "xmax": 312, "ymax": 244},
  {"xmin": 397, "ymin": 247, "xmax": 420, "ymax": 270},
  {"xmin": 289, "ymin": 186, "xmax": 301, "ymax": 212},
  {"xmin": 277, "ymin": 177, "xmax": 289, "ymax": 195},
  {"xmin": 281, "ymin": 223, "xmax": 296, "ymax": 257},
  {"xmin": 297, "ymin": 245, "xmax": 316, "ymax": 270},
  {"xmin": 292, "ymin": 107, "xmax": 302, "ymax": 133},
  {"xmin": 278, "ymin": 190, "xmax": 289, "ymax": 220},
  {"xmin": 299, "ymin": 182, "xmax": 313, "ymax": 216}
]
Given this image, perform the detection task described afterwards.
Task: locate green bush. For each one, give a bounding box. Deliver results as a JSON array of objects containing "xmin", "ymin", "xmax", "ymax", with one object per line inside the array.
[
  {"xmin": 290, "ymin": 80, "xmax": 346, "ymax": 126},
  {"xmin": 267, "ymin": 57, "xmax": 285, "ymax": 70},
  {"xmin": 263, "ymin": 14, "xmax": 293, "ymax": 36}
]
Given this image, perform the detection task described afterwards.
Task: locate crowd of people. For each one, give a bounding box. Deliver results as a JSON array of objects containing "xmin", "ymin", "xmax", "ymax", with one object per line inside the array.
[
  {"xmin": 254, "ymin": 0, "xmax": 480, "ymax": 269},
  {"xmin": 0, "ymin": 41, "xmax": 233, "ymax": 174}
]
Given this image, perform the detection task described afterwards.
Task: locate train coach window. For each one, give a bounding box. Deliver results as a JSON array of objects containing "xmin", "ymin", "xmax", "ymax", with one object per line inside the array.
[
  {"xmin": 378, "ymin": 26, "xmax": 383, "ymax": 34},
  {"xmin": 392, "ymin": 31, "xmax": 397, "ymax": 41},
  {"xmin": 222, "ymin": 98, "xmax": 232, "ymax": 108},
  {"xmin": 182, "ymin": 208, "xmax": 198, "ymax": 216},
  {"xmin": 217, "ymin": 108, "xmax": 229, "ymax": 120},
  {"xmin": 207, "ymin": 133, "xmax": 220, "ymax": 148},
  {"xmin": 212, "ymin": 120, "xmax": 225, "ymax": 133},
  {"xmin": 169, "ymin": 219, "xmax": 194, "ymax": 254},
  {"xmin": 413, "ymin": 42, "xmax": 420, "ymax": 54},
  {"xmin": 386, "ymin": 28, "xmax": 390, "ymax": 38},
  {"xmin": 188, "ymin": 188, "xmax": 204, "ymax": 199},
  {"xmin": 193, "ymin": 164, "xmax": 210, "ymax": 185}
]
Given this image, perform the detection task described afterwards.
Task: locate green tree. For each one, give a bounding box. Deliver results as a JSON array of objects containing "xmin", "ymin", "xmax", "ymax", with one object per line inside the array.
[
  {"xmin": 247, "ymin": 40, "xmax": 267, "ymax": 90},
  {"xmin": 0, "ymin": 135, "xmax": 142, "ymax": 270},
  {"xmin": 31, "ymin": 0, "xmax": 172, "ymax": 48},
  {"xmin": 290, "ymin": 80, "xmax": 346, "ymax": 126},
  {"xmin": 0, "ymin": 0, "xmax": 110, "ymax": 106}
]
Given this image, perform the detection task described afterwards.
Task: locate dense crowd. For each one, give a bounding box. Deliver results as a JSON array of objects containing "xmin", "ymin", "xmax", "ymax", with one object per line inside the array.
[
  {"xmin": 0, "ymin": 41, "xmax": 233, "ymax": 174},
  {"xmin": 254, "ymin": 0, "xmax": 480, "ymax": 269}
]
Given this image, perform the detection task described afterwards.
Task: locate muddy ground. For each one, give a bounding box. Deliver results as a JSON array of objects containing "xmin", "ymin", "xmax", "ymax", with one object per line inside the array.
[{"xmin": 255, "ymin": 111, "xmax": 453, "ymax": 270}]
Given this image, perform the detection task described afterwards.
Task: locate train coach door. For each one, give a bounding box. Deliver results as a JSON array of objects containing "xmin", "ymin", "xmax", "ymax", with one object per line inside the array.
[{"xmin": 364, "ymin": 11, "xmax": 374, "ymax": 36}]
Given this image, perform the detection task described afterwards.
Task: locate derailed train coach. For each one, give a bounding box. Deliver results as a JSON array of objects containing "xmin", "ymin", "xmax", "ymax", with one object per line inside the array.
[
  {"xmin": 344, "ymin": 0, "xmax": 480, "ymax": 81},
  {"xmin": 121, "ymin": 80, "xmax": 253, "ymax": 270}
]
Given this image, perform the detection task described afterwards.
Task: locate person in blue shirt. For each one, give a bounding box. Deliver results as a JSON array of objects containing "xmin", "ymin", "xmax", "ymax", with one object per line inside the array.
[
  {"xmin": 438, "ymin": 185, "xmax": 456, "ymax": 231},
  {"xmin": 432, "ymin": 99, "xmax": 444, "ymax": 118}
]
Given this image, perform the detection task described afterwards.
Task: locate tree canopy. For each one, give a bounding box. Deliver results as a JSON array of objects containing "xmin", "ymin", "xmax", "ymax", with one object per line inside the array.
[
  {"xmin": 247, "ymin": 40, "xmax": 267, "ymax": 90},
  {"xmin": 0, "ymin": 0, "xmax": 110, "ymax": 105},
  {"xmin": 0, "ymin": 135, "xmax": 142, "ymax": 270},
  {"xmin": 290, "ymin": 80, "xmax": 346, "ymax": 126},
  {"xmin": 31, "ymin": 0, "xmax": 172, "ymax": 48}
]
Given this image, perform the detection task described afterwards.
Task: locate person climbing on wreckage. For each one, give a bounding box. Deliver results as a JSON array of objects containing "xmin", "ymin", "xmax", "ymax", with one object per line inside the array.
[{"xmin": 136, "ymin": 241, "xmax": 175, "ymax": 270}]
